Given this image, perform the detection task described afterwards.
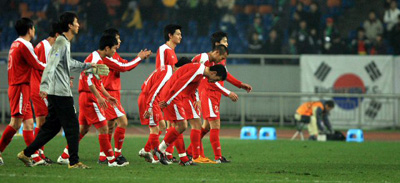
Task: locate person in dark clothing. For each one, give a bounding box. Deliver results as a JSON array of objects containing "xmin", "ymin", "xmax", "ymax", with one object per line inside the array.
[
  {"xmin": 350, "ymin": 27, "xmax": 370, "ymax": 55},
  {"xmin": 265, "ymin": 29, "xmax": 282, "ymax": 54},
  {"xmin": 370, "ymin": 34, "xmax": 388, "ymax": 55},
  {"xmin": 323, "ymin": 33, "xmax": 347, "ymax": 54},
  {"xmin": 17, "ymin": 12, "xmax": 106, "ymax": 169},
  {"xmin": 307, "ymin": 2, "xmax": 321, "ymax": 34},
  {"xmin": 390, "ymin": 15, "xmax": 400, "ymax": 54}
]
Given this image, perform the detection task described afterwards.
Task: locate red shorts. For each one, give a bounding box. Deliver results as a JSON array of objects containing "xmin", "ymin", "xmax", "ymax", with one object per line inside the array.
[
  {"xmin": 8, "ymin": 84, "xmax": 33, "ymax": 120},
  {"xmin": 182, "ymin": 96, "xmax": 201, "ymax": 120},
  {"xmin": 78, "ymin": 92, "xmax": 107, "ymax": 128},
  {"xmin": 138, "ymin": 92, "xmax": 163, "ymax": 126},
  {"xmin": 200, "ymin": 90, "xmax": 221, "ymax": 121},
  {"xmin": 163, "ymin": 100, "xmax": 186, "ymax": 122},
  {"xmin": 104, "ymin": 90, "xmax": 126, "ymax": 120},
  {"xmin": 31, "ymin": 92, "xmax": 48, "ymax": 117}
]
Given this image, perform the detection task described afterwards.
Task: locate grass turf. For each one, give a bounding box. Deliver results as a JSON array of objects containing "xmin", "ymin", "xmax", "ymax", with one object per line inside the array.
[{"xmin": 0, "ymin": 135, "xmax": 399, "ymax": 183}]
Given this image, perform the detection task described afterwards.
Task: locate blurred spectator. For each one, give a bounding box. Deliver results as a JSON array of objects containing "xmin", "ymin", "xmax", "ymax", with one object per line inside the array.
[
  {"xmin": 121, "ymin": 1, "xmax": 143, "ymax": 29},
  {"xmin": 271, "ymin": 12, "xmax": 285, "ymax": 33},
  {"xmin": 289, "ymin": 11, "xmax": 301, "ymax": 35},
  {"xmin": 309, "ymin": 28, "xmax": 322, "ymax": 54},
  {"xmin": 265, "ymin": 29, "xmax": 282, "ymax": 54},
  {"xmin": 248, "ymin": 32, "xmax": 265, "ymax": 54},
  {"xmin": 364, "ymin": 10, "xmax": 383, "ymax": 42},
  {"xmin": 370, "ymin": 34, "xmax": 388, "ymax": 55},
  {"xmin": 390, "ymin": 15, "xmax": 400, "ymax": 54},
  {"xmin": 384, "ymin": 0, "xmax": 392, "ymax": 10},
  {"xmin": 295, "ymin": 2, "xmax": 309, "ymax": 21},
  {"xmin": 307, "ymin": 2, "xmax": 321, "ymax": 33},
  {"xmin": 294, "ymin": 20, "xmax": 313, "ymax": 54},
  {"xmin": 248, "ymin": 14, "xmax": 264, "ymax": 41},
  {"xmin": 323, "ymin": 33, "xmax": 346, "ymax": 54},
  {"xmin": 217, "ymin": 0, "xmax": 236, "ymax": 31},
  {"xmin": 44, "ymin": 0, "xmax": 60, "ymax": 23},
  {"xmin": 384, "ymin": 0, "xmax": 400, "ymax": 32},
  {"xmin": 283, "ymin": 37, "xmax": 298, "ymax": 55},
  {"xmin": 350, "ymin": 27, "xmax": 370, "ymax": 55},
  {"xmin": 196, "ymin": 0, "xmax": 215, "ymax": 36},
  {"xmin": 323, "ymin": 18, "xmax": 339, "ymax": 39}
]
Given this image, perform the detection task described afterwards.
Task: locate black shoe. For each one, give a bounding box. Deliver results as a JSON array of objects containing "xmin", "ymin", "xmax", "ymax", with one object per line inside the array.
[
  {"xmin": 186, "ymin": 152, "xmax": 193, "ymax": 161},
  {"xmin": 215, "ymin": 156, "xmax": 231, "ymax": 163},
  {"xmin": 116, "ymin": 155, "xmax": 129, "ymax": 166},
  {"xmin": 43, "ymin": 157, "xmax": 54, "ymax": 164},
  {"xmin": 171, "ymin": 156, "xmax": 179, "ymax": 163},
  {"xmin": 97, "ymin": 159, "xmax": 108, "ymax": 165},
  {"xmin": 154, "ymin": 148, "xmax": 168, "ymax": 165},
  {"xmin": 179, "ymin": 160, "xmax": 197, "ymax": 166}
]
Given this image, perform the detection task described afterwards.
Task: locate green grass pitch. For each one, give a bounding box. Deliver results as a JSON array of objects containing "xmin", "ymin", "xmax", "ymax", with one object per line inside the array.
[{"xmin": 0, "ymin": 135, "xmax": 399, "ymax": 183}]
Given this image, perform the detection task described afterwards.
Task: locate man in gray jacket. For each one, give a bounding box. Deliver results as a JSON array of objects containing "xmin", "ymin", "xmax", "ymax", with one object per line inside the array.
[{"xmin": 17, "ymin": 12, "xmax": 108, "ymax": 169}]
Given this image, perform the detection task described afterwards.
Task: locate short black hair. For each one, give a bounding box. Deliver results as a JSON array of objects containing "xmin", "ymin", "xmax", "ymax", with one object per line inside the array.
[
  {"xmin": 325, "ymin": 100, "xmax": 335, "ymax": 108},
  {"xmin": 59, "ymin": 11, "xmax": 78, "ymax": 32},
  {"xmin": 15, "ymin": 18, "xmax": 34, "ymax": 36},
  {"xmin": 164, "ymin": 24, "xmax": 182, "ymax": 42},
  {"xmin": 209, "ymin": 64, "xmax": 227, "ymax": 81},
  {"xmin": 175, "ymin": 57, "xmax": 191, "ymax": 68},
  {"xmin": 213, "ymin": 44, "xmax": 229, "ymax": 55},
  {"xmin": 211, "ymin": 31, "xmax": 228, "ymax": 49},
  {"xmin": 99, "ymin": 35, "xmax": 118, "ymax": 50},
  {"xmin": 103, "ymin": 28, "xmax": 120, "ymax": 37},
  {"xmin": 49, "ymin": 21, "xmax": 63, "ymax": 37}
]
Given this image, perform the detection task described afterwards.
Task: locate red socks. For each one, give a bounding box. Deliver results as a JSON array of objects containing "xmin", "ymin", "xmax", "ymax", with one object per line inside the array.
[
  {"xmin": 175, "ymin": 134, "xmax": 189, "ymax": 162},
  {"xmin": 210, "ymin": 129, "xmax": 221, "ymax": 160},
  {"xmin": 144, "ymin": 135, "xmax": 152, "ymax": 152},
  {"xmin": 0, "ymin": 125, "xmax": 17, "ymax": 152},
  {"xmin": 99, "ymin": 134, "xmax": 115, "ymax": 162},
  {"xmin": 22, "ymin": 130, "xmax": 34, "ymax": 146},
  {"xmin": 113, "ymin": 127, "xmax": 125, "ymax": 157},
  {"xmin": 190, "ymin": 129, "xmax": 201, "ymax": 159}
]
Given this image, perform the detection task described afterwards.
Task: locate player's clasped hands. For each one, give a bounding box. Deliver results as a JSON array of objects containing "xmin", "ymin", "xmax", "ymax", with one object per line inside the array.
[
  {"xmin": 137, "ymin": 49, "xmax": 152, "ymax": 60},
  {"xmin": 144, "ymin": 110, "xmax": 152, "ymax": 119},
  {"xmin": 39, "ymin": 91, "xmax": 47, "ymax": 99}
]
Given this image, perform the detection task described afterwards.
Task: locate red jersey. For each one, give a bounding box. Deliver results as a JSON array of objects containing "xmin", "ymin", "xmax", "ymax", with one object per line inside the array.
[
  {"xmin": 102, "ymin": 52, "xmax": 142, "ymax": 91},
  {"xmin": 78, "ymin": 51, "xmax": 104, "ymax": 93},
  {"xmin": 191, "ymin": 53, "xmax": 242, "ymax": 96},
  {"xmin": 8, "ymin": 38, "xmax": 46, "ymax": 86},
  {"xmin": 31, "ymin": 39, "xmax": 51, "ymax": 96},
  {"xmin": 155, "ymin": 44, "xmax": 178, "ymax": 69},
  {"xmin": 160, "ymin": 63, "xmax": 205, "ymax": 105},
  {"xmin": 141, "ymin": 65, "xmax": 173, "ymax": 110}
]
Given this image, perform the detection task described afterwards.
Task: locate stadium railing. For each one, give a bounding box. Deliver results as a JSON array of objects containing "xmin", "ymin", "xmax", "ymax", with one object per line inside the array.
[{"xmin": 1, "ymin": 89, "xmax": 399, "ymax": 129}]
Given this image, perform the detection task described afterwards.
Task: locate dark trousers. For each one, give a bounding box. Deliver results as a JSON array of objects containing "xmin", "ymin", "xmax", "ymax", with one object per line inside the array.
[{"xmin": 24, "ymin": 95, "xmax": 80, "ymax": 165}]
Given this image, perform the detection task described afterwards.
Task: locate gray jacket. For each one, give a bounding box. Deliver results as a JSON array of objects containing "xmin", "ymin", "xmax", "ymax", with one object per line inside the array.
[{"xmin": 40, "ymin": 35, "xmax": 91, "ymax": 97}]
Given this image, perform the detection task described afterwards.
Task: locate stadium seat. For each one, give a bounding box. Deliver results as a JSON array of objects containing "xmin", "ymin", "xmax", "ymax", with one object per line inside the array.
[
  {"xmin": 244, "ymin": 5, "xmax": 257, "ymax": 15},
  {"xmin": 240, "ymin": 126, "xmax": 258, "ymax": 140},
  {"xmin": 258, "ymin": 5, "xmax": 273, "ymax": 15},
  {"xmin": 346, "ymin": 129, "xmax": 364, "ymax": 142},
  {"xmin": 259, "ymin": 127, "xmax": 277, "ymax": 140}
]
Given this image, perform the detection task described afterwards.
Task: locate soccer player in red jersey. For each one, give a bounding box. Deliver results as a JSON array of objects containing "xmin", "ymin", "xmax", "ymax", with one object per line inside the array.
[
  {"xmin": 0, "ymin": 18, "xmax": 46, "ymax": 166},
  {"xmin": 28, "ymin": 22, "xmax": 63, "ymax": 164},
  {"xmin": 181, "ymin": 45, "xmax": 229, "ymax": 164},
  {"xmin": 97, "ymin": 28, "xmax": 151, "ymax": 165},
  {"xmin": 57, "ymin": 35, "xmax": 127, "ymax": 167},
  {"xmin": 156, "ymin": 24, "xmax": 181, "ymax": 69},
  {"xmin": 152, "ymin": 24, "xmax": 182, "ymax": 162},
  {"xmin": 138, "ymin": 57, "xmax": 191, "ymax": 164},
  {"xmin": 190, "ymin": 31, "xmax": 253, "ymax": 163},
  {"xmin": 153, "ymin": 63, "xmax": 227, "ymax": 166}
]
